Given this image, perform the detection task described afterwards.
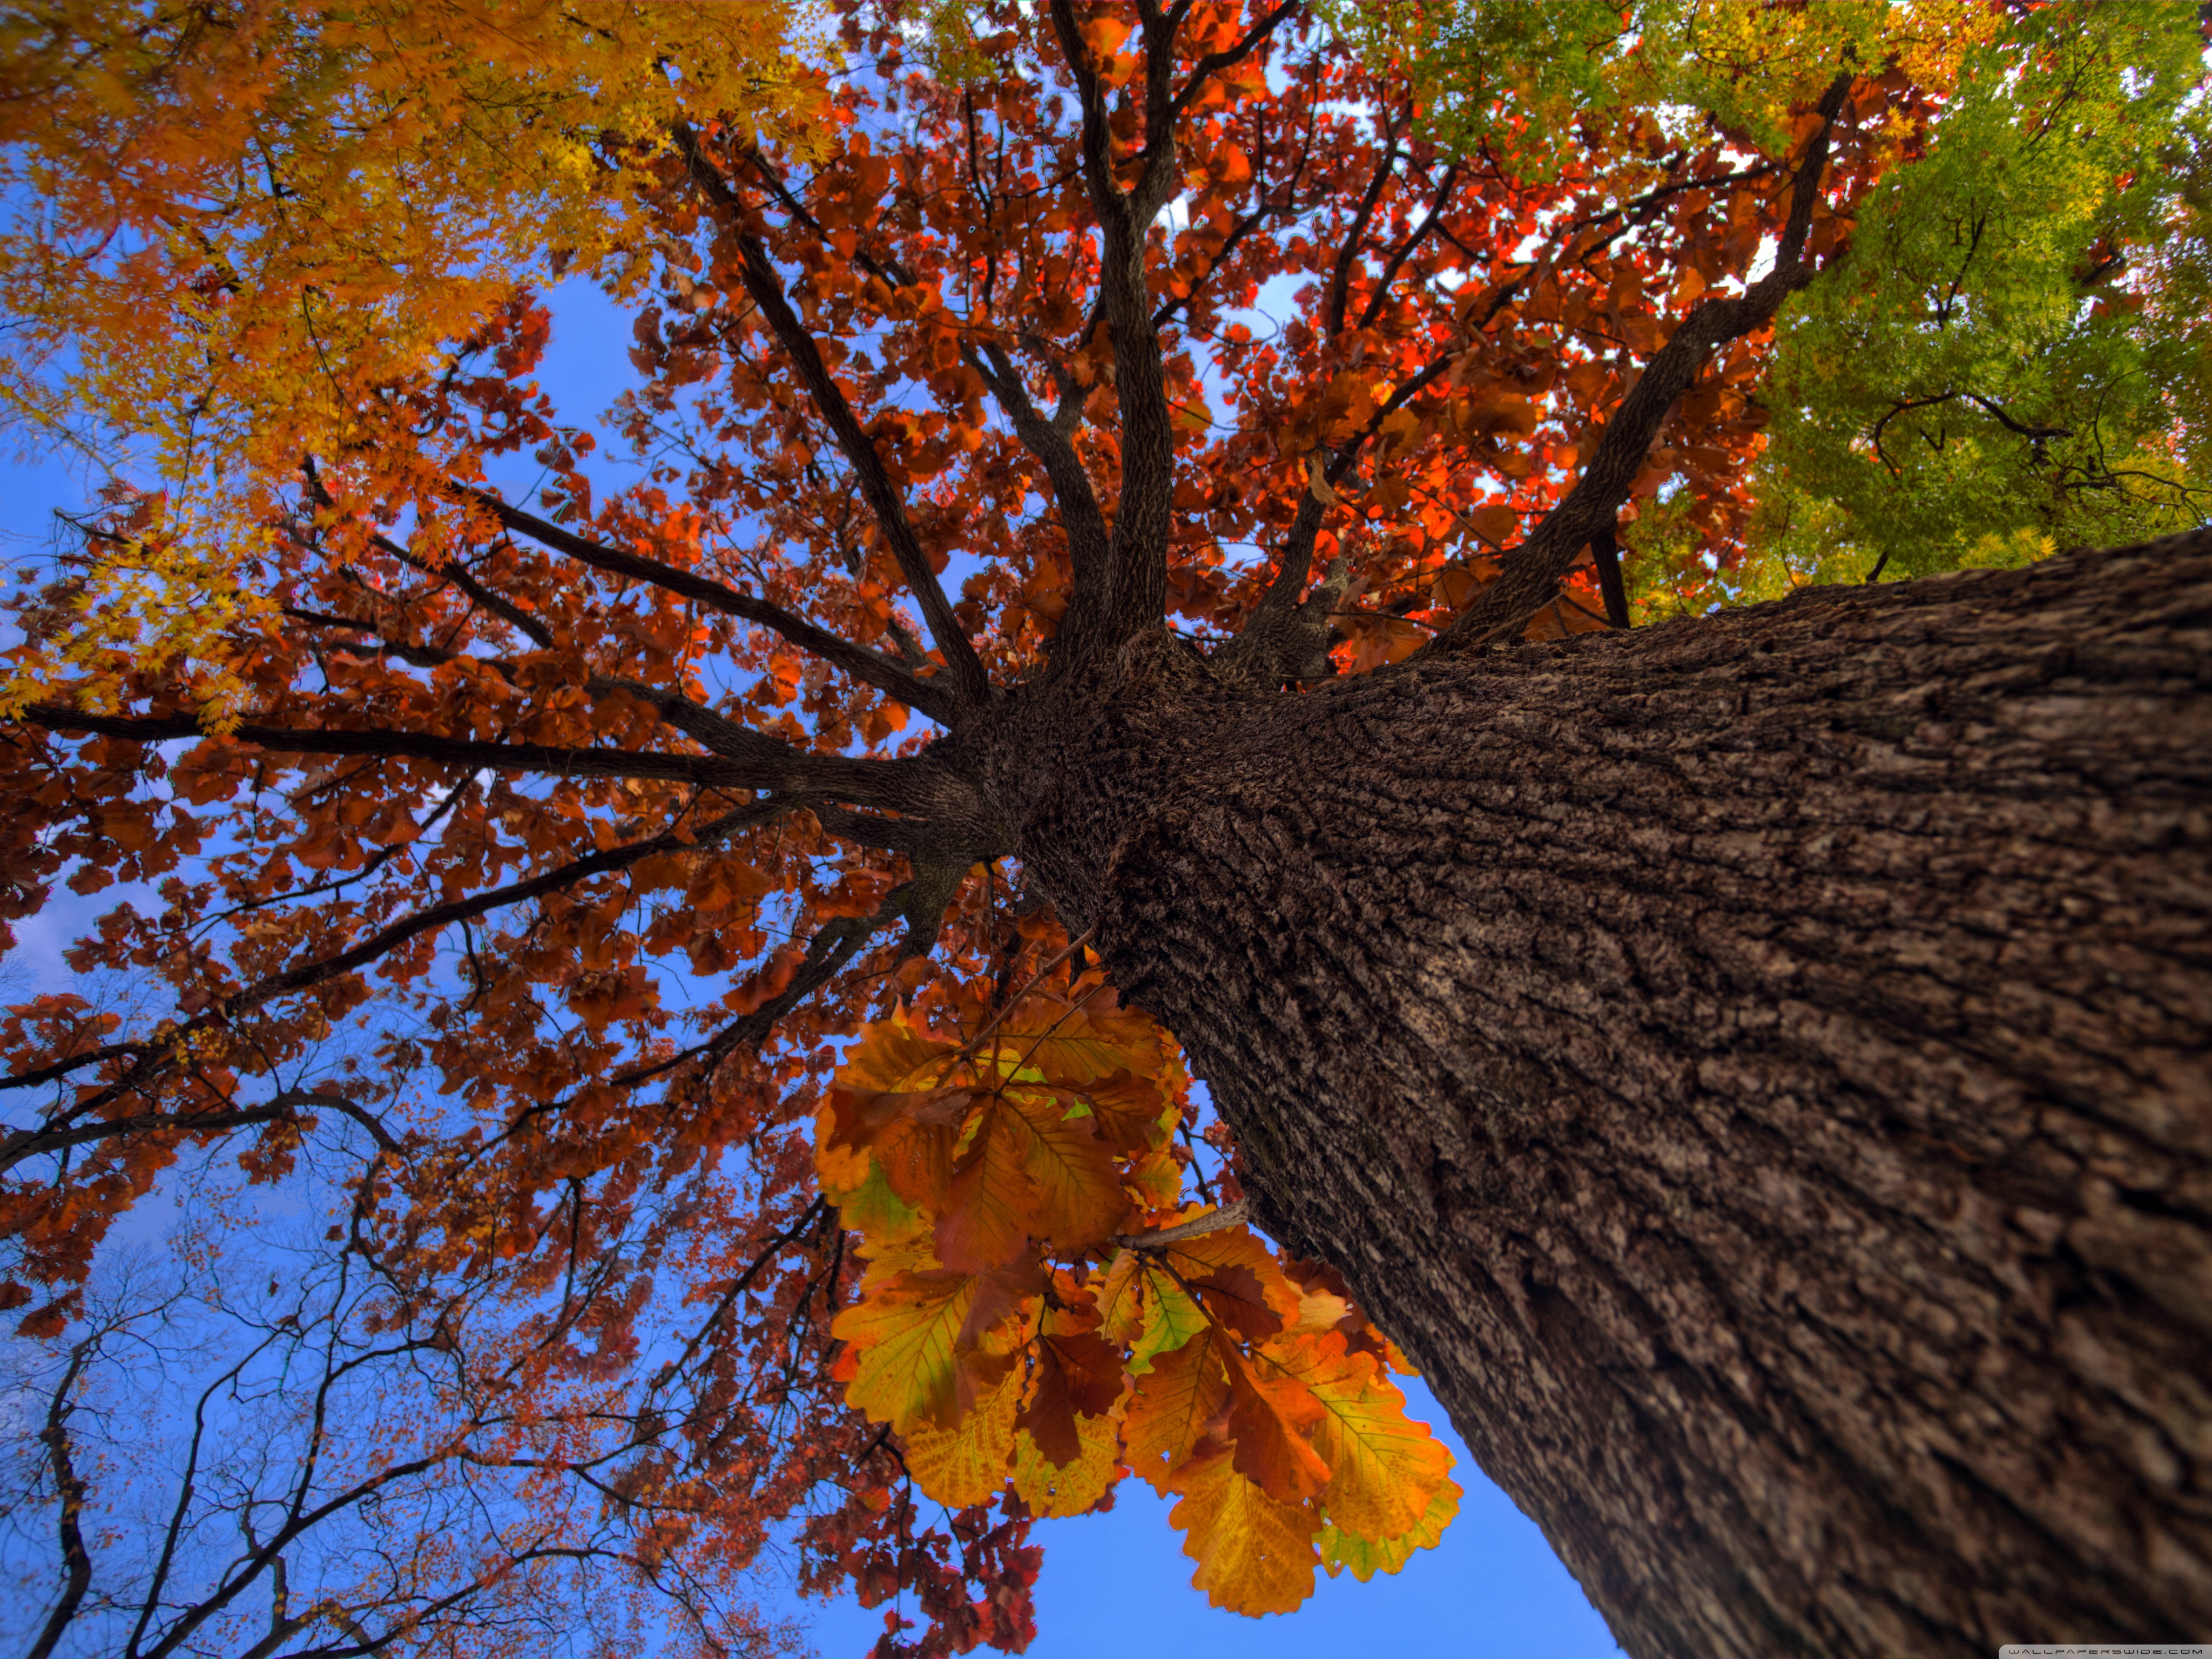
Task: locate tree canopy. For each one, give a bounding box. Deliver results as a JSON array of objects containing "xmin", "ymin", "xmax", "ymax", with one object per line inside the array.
[{"xmin": 3, "ymin": 3, "xmax": 2206, "ymax": 1655}]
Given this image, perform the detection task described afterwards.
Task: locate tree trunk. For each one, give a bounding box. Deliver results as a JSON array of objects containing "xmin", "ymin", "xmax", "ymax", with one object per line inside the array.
[{"xmin": 989, "ymin": 534, "xmax": 2212, "ymax": 1657}]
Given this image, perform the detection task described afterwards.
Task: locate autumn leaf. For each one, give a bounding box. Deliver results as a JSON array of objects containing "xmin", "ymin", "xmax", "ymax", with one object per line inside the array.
[
  {"xmin": 1104, "ymin": 1253, "xmax": 1211, "ymax": 1375},
  {"xmin": 1263, "ymin": 1332, "xmax": 1455, "ymax": 1541},
  {"xmin": 1168, "ymin": 1445, "xmax": 1322, "ymax": 1616},
  {"xmin": 1124, "ymin": 1328, "xmax": 1233, "ymax": 1495},
  {"xmin": 833, "ymin": 1267, "xmax": 1007, "ymax": 1434},
  {"xmin": 1218, "ymin": 1341, "xmax": 1333, "ymax": 1505},
  {"xmin": 1012, "ymin": 1407, "xmax": 1123, "ymax": 1519},
  {"xmin": 936, "ymin": 1102, "xmax": 1041, "ymax": 1272},
  {"xmin": 1000, "ymin": 1088, "xmax": 1130, "ymax": 1251},
  {"xmin": 902, "ymin": 1361, "xmax": 1024, "ymax": 1507},
  {"xmin": 1018, "ymin": 1323, "xmax": 1125, "ymax": 1468},
  {"xmin": 1319, "ymin": 1479, "xmax": 1465, "ymax": 1583}
]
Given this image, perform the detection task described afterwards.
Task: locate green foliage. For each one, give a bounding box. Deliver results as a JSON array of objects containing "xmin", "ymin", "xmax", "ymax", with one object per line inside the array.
[
  {"xmin": 1332, "ymin": 0, "xmax": 1997, "ymax": 179},
  {"xmin": 1338, "ymin": 1, "xmax": 2212, "ymax": 602},
  {"xmin": 1743, "ymin": 3, "xmax": 2212, "ymax": 592}
]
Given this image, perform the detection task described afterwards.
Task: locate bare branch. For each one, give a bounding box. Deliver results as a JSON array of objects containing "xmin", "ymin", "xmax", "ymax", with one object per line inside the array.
[
  {"xmin": 26, "ymin": 1339, "xmax": 96, "ymax": 1659},
  {"xmin": 1326, "ymin": 120, "xmax": 1402, "ymax": 335},
  {"xmin": 1112, "ymin": 1199, "xmax": 1250, "ymax": 1251}
]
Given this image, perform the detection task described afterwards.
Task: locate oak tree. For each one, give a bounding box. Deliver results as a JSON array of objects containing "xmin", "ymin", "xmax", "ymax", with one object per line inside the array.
[{"xmin": 4, "ymin": 3, "xmax": 2210, "ymax": 1656}]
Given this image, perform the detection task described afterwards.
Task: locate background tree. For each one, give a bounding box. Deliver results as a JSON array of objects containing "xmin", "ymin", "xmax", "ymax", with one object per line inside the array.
[
  {"xmin": 1, "ymin": 1130, "xmax": 834, "ymax": 1659},
  {"xmin": 4, "ymin": 3, "xmax": 2209, "ymax": 1657},
  {"xmin": 0, "ymin": 0, "xmax": 821, "ymax": 712}
]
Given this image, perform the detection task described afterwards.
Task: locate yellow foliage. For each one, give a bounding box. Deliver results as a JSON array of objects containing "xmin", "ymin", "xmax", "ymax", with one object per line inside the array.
[
  {"xmin": 829, "ymin": 1265, "xmax": 982, "ymax": 1435},
  {"xmin": 1319, "ymin": 1478, "xmax": 1464, "ymax": 1583},
  {"xmin": 1263, "ymin": 1332, "xmax": 1454, "ymax": 1542},
  {"xmin": 0, "ymin": 0, "xmax": 827, "ymax": 716},
  {"xmin": 902, "ymin": 1361, "xmax": 1023, "ymax": 1508}
]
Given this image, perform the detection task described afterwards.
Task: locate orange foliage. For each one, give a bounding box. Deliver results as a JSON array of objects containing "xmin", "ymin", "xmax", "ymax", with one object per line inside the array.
[{"xmin": 817, "ymin": 969, "xmax": 1457, "ymax": 1614}]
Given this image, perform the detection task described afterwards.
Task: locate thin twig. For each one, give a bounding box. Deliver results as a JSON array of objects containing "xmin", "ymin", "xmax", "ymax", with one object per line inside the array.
[
  {"xmin": 949, "ymin": 926, "xmax": 1097, "ymax": 1065},
  {"xmin": 1111, "ymin": 1199, "xmax": 1250, "ymax": 1252}
]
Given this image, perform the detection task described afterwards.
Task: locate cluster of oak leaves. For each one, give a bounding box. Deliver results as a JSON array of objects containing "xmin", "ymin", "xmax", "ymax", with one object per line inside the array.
[{"xmin": 816, "ymin": 973, "xmax": 1458, "ymax": 1617}]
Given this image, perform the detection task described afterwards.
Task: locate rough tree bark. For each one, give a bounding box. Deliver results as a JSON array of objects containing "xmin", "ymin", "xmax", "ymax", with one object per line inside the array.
[{"xmin": 974, "ymin": 530, "xmax": 2212, "ymax": 1658}]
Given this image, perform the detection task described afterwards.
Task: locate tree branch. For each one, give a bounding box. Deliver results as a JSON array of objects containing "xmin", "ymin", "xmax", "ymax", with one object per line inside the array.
[
  {"xmin": 961, "ymin": 338, "xmax": 1113, "ymax": 650},
  {"xmin": 17, "ymin": 705, "xmax": 929, "ymax": 810},
  {"xmin": 1166, "ymin": 2, "xmax": 1297, "ymax": 126},
  {"xmin": 1428, "ymin": 72, "xmax": 1858, "ymax": 653},
  {"xmin": 0, "ymin": 804, "xmax": 782, "ymax": 1132},
  {"xmin": 26, "ymin": 1339, "xmax": 95, "ymax": 1659},
  {"xmin": 670, "ymin": 125, "xmax": 994, "ymax": 713},
  {"xmin": 456, "ymin": 487, "xmax": 955, "ymax": 724},
  {"xmin": 1215, "ymin": 349, "xmax": 1461, "ymax": 684},
  {"xmin": 1, "ymin": 1089, "xmax": 397, "ymax": 1178},
  {"xmin": 1047, "ymin": 0, "xmax": 1185, "ymax": 650}
]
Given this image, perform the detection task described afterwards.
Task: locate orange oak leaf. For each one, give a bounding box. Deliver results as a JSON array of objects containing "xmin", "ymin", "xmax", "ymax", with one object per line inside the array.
[{"xmin": 1168, "ymin": 1444, "xmax": 1321, "ymax": 1617}]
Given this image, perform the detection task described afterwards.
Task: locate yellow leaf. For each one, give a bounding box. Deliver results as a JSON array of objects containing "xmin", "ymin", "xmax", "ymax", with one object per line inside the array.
[
  {"xmin": 814, "ymin": 1102, "xmax": 871, "ymax": 1195},
  {"xmin": 1264, "ymin": 1333, "xmax": 1455, "ymax": 1541},
  {"xmin": 1319, "ymin": 1477, "xmax": 1462, "ymax": 1582},
  {"xmin": 835, "ymin": 1156, "xmax": 928, "ymax": 1248},
  {"xmin": 831, "ymin": 1269, "xmax": 982, "ymax": 1434},
  {"xmin": 1095, "ymin": 1248, "xmax": 1149, "ymax": 1343},
  {"xmin": 1124, "ymin": 1330, "xmax": 1232, "ymax": 1495},
  {"xmin": 836, "ymin": 1007, "xmax": 965, "ymax": 1101},
  {"xmin": 1011, "ymin": 1408, "xmax": 1123, "ymax": 1518},
  {"xmin": 982, "ymin": 993, "xmax": 1165, "ymax": 1091},
  {"xmin": 1292, "ymin": 1283, "xmax": 1351, "ymax": 1333},
  {"xmin": 1168, "ymin": 1446, "xmax": 1321, "ymax": 1616},
  {"xmin": 1129, "ymin": 1257, "xmax": 1211, "ymax": 1375},
  {"xmin": 902, "ymin": 1361, "xmax": 1022, "ymax": 1507},
  {"xmin": 1124, "ymin": 1147, "xmax": 1185, "ymax": 1210}
]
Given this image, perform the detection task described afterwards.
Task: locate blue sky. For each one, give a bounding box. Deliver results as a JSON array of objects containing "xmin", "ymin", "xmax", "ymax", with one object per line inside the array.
[{"xmin": 1, "ymin": 276, "xmax": 1620, "ymax": 1659}]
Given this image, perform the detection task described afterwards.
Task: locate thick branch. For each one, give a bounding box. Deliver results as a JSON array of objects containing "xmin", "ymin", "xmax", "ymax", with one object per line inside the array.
[
  {"xmin": 26, "ymin": 1342, "xmax": 94, "ymax": 1659},
  {"xmin": 670, "ymin": 125, "xmax": 993, "ymax": 712},
  {"xmin": 286, "ymin": 605, "xmax": 868, "ymax": 786},
  {"xmin": 457, "ymin": 487, "xmax": 954, "ymax": 724},
  {"xmin": 18, "ymin": 705, "xmax": 921, "ymax": 809},
  {"xmin": 1046, "ymin": 0, "xmax": 1191, "ymax": 650},
  {"xmin": 1326, "ymin": 122, "xmax": 1401, "ymax": 335},
  {"xmin": 1358, "ymin": 162, "xmax": 1459, "ymax": 333},
  {"xmin": 1591, "ymin": 523, "xmax": 1631, "ymax": 629},
  {"xmin": 1429, "ymin": 73, "xmax": 1857, "ymax": 653},
  {"xmin": 963, "ymin": 339, "xmax": 1113, "ymax": 649},
  {"xmin": 1216, "ymin": 351, "xmax": 1461, "ymax": 683}
]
